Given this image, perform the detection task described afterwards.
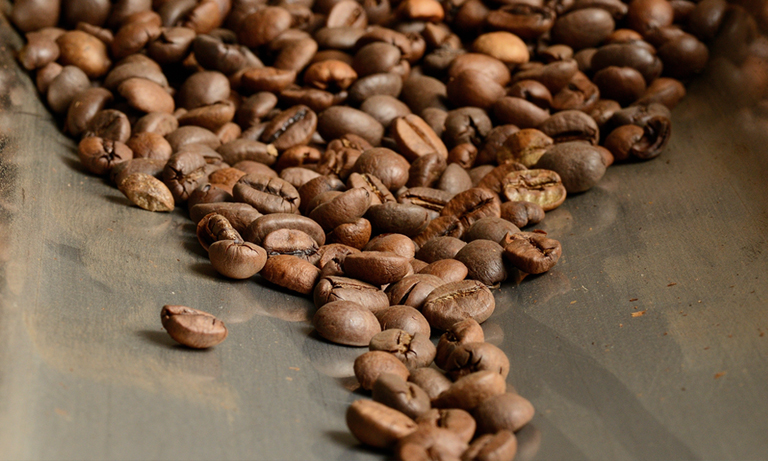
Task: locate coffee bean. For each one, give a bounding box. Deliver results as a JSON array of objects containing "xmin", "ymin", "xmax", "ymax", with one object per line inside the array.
[
  {"xmin": 433, "ymin": 370, "xmax": 507, "ymax": 410},
  {"xmin": 392, "ymin": 114, "xmax": 448, "ymax": 162},
  {"xmin": 346, "ymin": 399, "xmax": 418, "ymax": 448},
  {"xmin": 56, "ymin": 30, "xmax": 112, "ymax": 78},
  {"xmin": 369, "ymin": 329, "xmax": 436, "ymax": 369},
  {"xmin": 552, "ymin": 8, "xmax": 615, "ymax": 50},
  {"xmin": 492, "ymin": 97, "xmax": 550, "ymax": 129},
  {"xmin": 502, "ymin": 231, "xmax": 562, "ymax": 274},
  {"xmin": 78, "ymin": 136, "xmax": 134, "ymax": 176},
  {"xmin": 314, "ymin": 275, "xmax": 390, "ymax": 313},
  {"xmin": 233, "ymin": 174, "xmax": 300, "ymax": 215},
  {"xmin": 440, "ymin": 188, "xmax": 501, "ymax": 233},
  {"xmin": 502, "ymin": 169, "xmax": 567, "ymax": 212},
  {"xmin": 365, "ymin": 202, "xmax": 431, "ymax": 237},
  {"xmin": 349, "ymin": 73, "xmax": 403, "ymax": 104},
  {"xmin": 365, "ymin": 233, "xmax": 416, "ymax": 259},
  {"xmin": 162, "ymin": 150, "xmax": 208, "ymax": 203},
  {"xmin": 415, "ymin": 236, "xmax": 466, "ymax": 263},
  {"xmin": 208, "ymin": 239, "xmax": 268, "ymax": 279},
  {"xmin": 372, "ymin": 373, "xmax": 431, "ymax": 420},
  {"xmin": 260, "ymin": 254, "xmax": 321, "ymax": 294},
  {"xmin": 196, "ymin": 213, "xmax": 242, "ymax": 251},
  {"xmin": 309, "ymin": 187, "xmax": 372, "ymax": 232},
  {"xmin": 535, "ymin": 142, "xmax": 606, "ymax": 193},
  {"xmin": 134, "ymin": 111, "xmax": 178, "ymax": 136},
  {"xmin": 376, "ymin": 305, "xmax": 431, "ymax": 337},
  {"xmin": 443, "ymin": 342, "xmax": 510, "ymax": 381},
  {"xmin": 317, "ymin": 106, "xmax": 385, "ymax": 146},
  {"xmin": 454, "ymin": 240, "xmax": 508, "ymax": 287},
  {"xmin": 464, "ymin": 217, "xmax": 521, "ymax": 245},
  {"xmin": 327, "ymin": 217, "xmax": 373, "ymax": 249},
  {"xmin": 262, "ymin": 229, "xmax": 320, "ymax": 263},
  {"xmin": 627, "ymin": 0, "xmax": 674, "ymax": 35},
  {"xmin": 386, "ymin": 274, "xmax": 445, "ymax": 309},
  {"xmin": 347, "ymin": 173, "xmax": 396, "ymax": 205},
  {"xmin": 111, "ymin": 158, "xmax": 166, "ymax": 187},
  {"xmin": 125, "ymin": 132, "xmax": 172, "ymax": 161},
  {"xmin": 463, "ymin": 431, "xmax": 518, "ymax": 461},
  {"xmin": 166, "ymin": 126, "xmax": 221, "ymax": 151},
  {"xmin": 434, "ymin": 318, "xmax": 485, "ymax": 369},
  {"xmin": 422, "ymin": 280, "xmax": 495, "ymax": 331},
  {"xmin": 499, "ymin": 201, "xmax": 545, "ymax": 229},
  {"xmin": 539, "ymin": 110, "xmax": 600, "ymax": 145},
  {"xmin": 85, "ymin": 109, "xmax": 132, "ymax": 143},
  {"xmin": 418, "ymin": 259, "xmax": 468, "ymax": 283},
  {"xmin": 436, "ymin": 163, "xmax": 473, "ymax": 196},
  {"xmin": 119, "ymin": 172, "xmax": 174, "ymax": 212},
  {"xmin": 593, "ymin": 66, "xmax": 647, "ymax": 106},
  {"xmin": 415, "ymin": 408, "xmax": 477, "ymax": 443},
  {"xmin": 473, "ymin": 392, "xmax": 535, "ymax": 434},
  {"xmin": 354, "ymin": 350, "xmax": 410, "ymax": 390},
  {"xmin": 446, "ymin": 69, "xmax": 506, "ymax": 110},
  {"xmin": 160, "ymin": 305, "xmax": 228, "ymax": 348},
  {"xmin": 360, "ymin": 95, "xmax": 412, "ymax": 129},
  {"xmin": 343, "ymin": 251, "xmax": 412, "ymax": 285},
  {"xmin": 473, "ymin": 31, "xmax": 529, "ymax": 65},
  {"xmin": 409, "ymin": 368, "xmax": 453, "ymax": 402},
  {"xmin": 313, "ymin": 300, "xmax": 382, "ymax": 346},
  {"xmin": 396, "ymin": 425, "xmax": 469, "ymax": 461},
  {"xmin": 352, "ymin": 148, "xmax": 410, "ymax": 190}
]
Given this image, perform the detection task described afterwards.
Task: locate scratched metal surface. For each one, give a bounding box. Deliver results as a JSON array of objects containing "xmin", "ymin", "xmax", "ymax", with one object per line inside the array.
[{"xmin": 0, "ymin": 12, "xmax": 766, "ymax": 461}]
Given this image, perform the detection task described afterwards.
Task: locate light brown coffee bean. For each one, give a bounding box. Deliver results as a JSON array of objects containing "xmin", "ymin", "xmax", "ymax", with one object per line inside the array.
[
  {"xmin": 118, "ymin": 172, "xmax": 174, "ymax": 212},
  {"xmin": 160, "ymin": 305, "xmax": 228, "ymax": 349}
]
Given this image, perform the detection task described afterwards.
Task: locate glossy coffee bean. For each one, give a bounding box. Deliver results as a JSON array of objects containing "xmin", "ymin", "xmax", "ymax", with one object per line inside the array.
[
  {"xmin": 473, "ymin": 393, "xmax": 535, "ymax": 434},
  {"xmin": 372, "ymin": 373, "xmax": 431, "ymax": 419},
  {"xmin": 454, "ymin": 240, "xmax": 508, "ymax": 287},
  {"xmin": 444, "ymin": 342, "xmax": 510, "ymax": 381},
  {"xmin": 500, "ymin": 201, "xmax": 545, "ymax": 229},
  {"xmin": 313, "ymin": 275, "xmax": 390, "ymax": 313},
  {"xmin": 464, "ymin": 217, "xmax": 521, "ymax": 245},
  {"xmin": 160, "ymin": 305, "xmax": 228, "ymax": 349},
  {"xmin": 433, "ymin": 370, "xmax": 507, "ymax": 410},
  {"xmin": 346, "ymin": 399, "xmax": 418, "ymax": 449},
  {"xmin": 535, "ymin": 142, "xmax": 607, "ymax": 193},
  {"xmin": 422, "ymin": 280, "xmax": 495, "ymax": 331},
  {"xmin": 397, "ymin": 425, "xmax": 469, "ymax": 461},
  {"xmin": 260, "ymin": 255, "xmax": 321, "ymax": 295},
  {"xmin": 418, "ymin": 259, "xmax": 468, "ymax": 284},
  {"xmin": 369, "ymin": 329, "xmax": 436, "ymax": 369},
  {"xmin": 208, "ymin": 240, "xmax": 268, "ymax": 279},
  {"xmin": 313, "ymin": 300, "xmax": 382, "ymax": 346},
  {"xmin": 434, "ymin": 318, "xmax": 485, "ymax": 370},
  {"xmin": 376, "ymin": 305, "xmax": 431, "ymax": 337},
  {"xmin": 502, "ymin": 231, "xmax": 562, "ymax": 274},
  {"xmin": 354, "ymin": 350, "xmax": 410, "ymax": 390},
  {"xmin": 365, "ymin": 202, "xmax": 430, "ymax": 237}
]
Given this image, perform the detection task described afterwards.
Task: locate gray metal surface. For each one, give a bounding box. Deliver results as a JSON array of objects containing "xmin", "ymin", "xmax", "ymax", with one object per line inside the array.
[{"xmin": 0, "ymin": 15, "xmax": 766, "ymax": 461}]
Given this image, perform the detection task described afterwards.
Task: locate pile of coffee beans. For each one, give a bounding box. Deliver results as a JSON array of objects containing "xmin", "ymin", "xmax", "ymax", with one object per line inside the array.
[{"xmin": 12, "ymin": 0, "xmax": 732, "ymax": 458}]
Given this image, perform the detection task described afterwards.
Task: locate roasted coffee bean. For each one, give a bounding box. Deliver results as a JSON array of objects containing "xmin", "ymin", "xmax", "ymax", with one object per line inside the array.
[
  {"xmin": 634, "ymin": 78, "xmax": 686, "ymax": 109},
  {"xmin": 11, "ymin": 0, "xmax": 61, "ymax": 32},
  {"xmin": 502, "ymin": 169, "xmax": 566, "ymax": 211},
  {"xmin": 510, "ymin": 60, "xmax": 579, "ymax": 94},
  {"xmin": 147, "ymin": 27, "xmax": 195, "ymax": 64},
  {"xmin": 464, "ymin": 217, "xmax": 520, "ymax": 244},
  {"xmin": 354, "ymin": 350, "xmax": 410, "ymax": 390},
  {"xmin": 118, "ymin": 77, "xmax": 174, "ymax": 114},
  {"xmin": 162, "ymin": 150, "xmax": 208, "ymax": 203},
  {"xmin": 370, "ymin": 329, "xmax": 436, "ymax": 369},
  {"xmin": 400, "ymin": 75, "xmax": 449, "ymax": 114},
  {"xmin": 396, "ymin": 425, "xmax": 469, "ymax": 461},
  {"xmin": 262, "ymin": 229, "xmax": 320, "ymax": 263},
  {"xmin": 454, "ymin": 240, "xmax": 507, "ymax": 287},
  {"xmin": 18, "ymin": 32, "xmax": 60, "ymax": 71},
  {"xmin": 317, "ymin": 106, "xmax": 385, "ymax": 147},
  {"xmin": 218, "ymin": 139, "xmax": 278, "ymax": 166},
  {"xmin": 352, "ymin": 148, "xmax": 411, "ymax": 191},
  {"xmin": 241, "ymin": 67, "xmax": 297, "ymax": 93},
  {"xmin": 551, "ymin": 8, "xmax": 615, "ymax": 50},
  {"xmin": 348, "ymin": 173, "xmax": 396, "ymax": 206},
  {"xmin": 436, "ymin": 164, "xmax": 473, "ymax": 196},
  {"xmin": 134, "ymin": 111, "xmax": 178, "ymax": 136},
  {"xmin": 119, "ymin": 172, "xmax": 174, "ymax": 212},
  {"xmin": 348, "ymin": 73, "xmax": 403, "ymax": 104},
  {"xmin": 398, "ymin": 187, "xmax": 452, "ymax": 214},
  {"xmin": 360, "ymin": 95, "xmax": 411, "ymax": 129},
  {"xmin": 297, "ymin": 176, "xmax": 346, "ymax": 215},
  {"xmin": 448, "ymin": 53, "xmax": 510, "ymax": 87},
  {"xmin": 309, "ymin": 187, "xmax": 372, "ymax": 232},
  {"xmin": 280, "ymin": 167, "xmax": 321, "ymax": 189},
  {"xmin": 442, "ymin": 108, "xmax": 492, "ymax": 151},
  {"xmin": 196, "ymin": 213, "xmax": 242, "ymax": 251},
  {"xmin": 422, "ymin": 280, "xmax": 495, "ymax": 331},
  {"xmin": 607, "ymin": 103, "xmax": 671, "ymax": 132},
  {"xmin": 446, "ymin": 69, "xmax": 506, "ymax": 110},
  {"xmin": 365, "ymin": 202, "xmax": 430, "ymax": 237},
  {"xmin": 657, "ymin": 33, "xmax": 709, "ymax": 80},
  {"xmin": 604, "ymin": 115, "xmax": 671, "ymax": 161},
  {"xmin": 415, "ymin": 408, "xmax": 476, "ymax": 443},
  {"xmin": 65, "ymin": 88, "xmax": 114, "ymax": 138},
  {"xmin": 343, "ymin": 251, "xmax": 412, "ymax": 285},
  {"xmin": 496, "ymin": 129, "xmax": 553, "ymax": 168},
  {"xmin": 386, "ymin": 274, "xmax": 445, "ymax": 309},
  {"xmin": 476, "ymin": 125, "xmax": 521, "ymax": 166},
  {"xmin": 160, "ymin": 305, "xmax": 228, "ymax": 349},
  {"xmin": 440, "ymin": 188, "xmax": 501, "ymax": 232},
  {"xmin": 443, "ymin": 342, "xmax": 510, "ymax": 381},
  {"xmin": 590, "ymin": 43, "xmax": 663, "ymax": 84},
  {"xmin": 492, "ymin": 97, "xmax": 550, "ymax": 129},
  {"xmin": 166, "ymin": 126, "xmax": 221, "ymax": 151},
  {"xmin": 111, "ymin": 158, "xmax": 166, "ymax": 187},
  {"xmin": 314, "ymin": 275, "xmax": 390, "ymax": 312},
  {"xmin": 85, "ymin": 109, "xmax": 131, "ymax": 143},
  {"xmin": 260, "ymin": 105, "xmax": 317, "ymax": 152},
  {"xmin": 392, "ymin": 114, "xmax": 448, "ymax": 162},
  {"xmin": 500, "ymin": 201, "xmax": 545, "ymax": 229},
  {"xmin": 260, "ymin": 254, "xmax": 321, "ymax": 295},
  {"xmin": 190, "ymin": 202, "xmax": 262, "ymax": 235},
  {"xmin": 535, "ymin": 142, "xmax": 606, "ymax": 193},
  {"xmin": 47, "ymin": 65, "xmax": 92, "ymax": 114},
  {"xmin": 327, "ymin": 217, "xmax": 373, "ymax": 249},
  {"xmin": 463, "ymin": 431, "xmax": 518, "ymax": 461},
  {"xmin": 473, "ymin": 32, "xmax": 529, "ymax": 65},
  {"xmin": 502, "ymin": 231, "xmax": 562, "ymax": 274},
  {"xmin": 447, "ymin": 144, "xmax": 478, "ymax": 170},
  {"xmin": 593, "ymin": 66, "xmax": 647, "ymax": 106},
  {"xmin": 208, "ymin": 239, "xmax": 268, "ymax": 279},
  {"xmin": 687, "ymin": 0, "xmax": 727, "ymax": 42},
  {"xmin": 627, "ymin": 0, "xmax": 674, "ymax": 35},
  {"xmin": 507, "ymin": 80, "xmax": 552, "ymax": 110},
  {"xmin": 434, "ymin": 318, "xmax": 485, "ymax": 370},
  {"xmin": 372, "ymin": 373, "xmax": 431, "ymax": 420},
  {"xmin": 376, "ymin": 305, "xmax": 431, "ymax": 337},
  {"xmin": 409, "ymin": 368, "xmax": 453, "ymax": 402},
  {"xmin": 346, "ymin": 399, "xmax": 418, "ymax": 449},
  {"xmin": 539, "ymin": 110, "xmax": 600, "ymax": 145},
  {"xmin": 78, "ymin": 136, "xmax": 133, "ymax": 176},
  {"xmin": 410, "ymin": 218, "xmax": 459, "ymax": 251},
  {"xmin": 125, "ymin": 132, "xmax": 172, "ymax": 161},
  {"xmin": 473, "ymin": 393, "xmax": 535, "ymax": 434},
  {"xmin": 418, "ymin": 259, "xmax": 468, "ymax": 284},
  {"xmin": 237, "ymin": 7, "xmax": 292, "ymax": 48},
  {"xmin": 365, "ymin": 234, "xmax": 416, "ymax": 259},
  {"xmin": 416, "ymin": 236, "xmax": 466, "ymax": 263},
  {"xmin": 313, "ymin": 300, "xmax": 382, "ymax": 346},
  {"xmin": 232, "ymin": 174, "xmax": 300, "ymax": 215},
  {"xmin": 433, "ymin": 370, "xmax": 507, "ymax": 410},
  {"xmin": 208, "ymin": 168, "xmax": 247, "ymax": 194},
  {"xmin": 243, "ymin": 213, "xmax": 325, "ymax": 248}
]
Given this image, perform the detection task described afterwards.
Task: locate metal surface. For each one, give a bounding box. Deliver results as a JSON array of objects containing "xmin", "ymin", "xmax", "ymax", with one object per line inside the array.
[{"xmin": 0, "ymin": 15, "xmax": 767, "ymax": 461}]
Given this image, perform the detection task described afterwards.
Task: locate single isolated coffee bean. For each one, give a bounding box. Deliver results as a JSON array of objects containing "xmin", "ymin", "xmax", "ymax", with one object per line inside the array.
[{"xmin": 160, "ymin": 305, "xmax": 228, "ymax": 349}]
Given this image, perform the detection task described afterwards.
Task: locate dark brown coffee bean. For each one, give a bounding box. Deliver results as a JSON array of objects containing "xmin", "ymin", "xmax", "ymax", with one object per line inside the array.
[
  {"xmin": 435, "ymin": 164, "xmax": 471, "ymax": 196},
  {"xmin": 310, "ymin": 187, "xmax": 373, "ymax": 232},
  {"xmin": 12, "ymin": 0, "xmax": 61, "ymax": 32},
  {"xmin": 260, "ymin": 254, "xmax": 321, "ymax": 294},
  {"xmin": 317, "ymin": 107, "xmax": 385, "ymax": 147},
  {"xmin": 502, "ymin": 231, "xmax": 562, "ymax": 274},
  {"xmin": 634, "ymin": 77, "xmax": 686, "ymax": 109},
  {"xmin": 500, "ymin": 201, "xmax": 545, "ymax": 229},
  {"xmin": 409, "ymin": 369, "xmax": 452, "ymax": 402},
  {"xmin": 407, "ymin": 152, "xmax": 447, "ymax": 188},
  {"xmin": 352, "ymin": 148, "xmax": 410, "ymax": 190},
  {"xmin": 397, "ymin": 425, "xmax": 469, "ymax": 461},
  {"xmin": 415, "ymin": 408, "xmax": 476, "ymax": 443},
  {"xmin": 63, "ymin": 87, "xmax": 113, "ymax": 138},
  {"xmin": 416, "ymin": 236, "xmax": 466, "ymax": 263},
  {"xmin": 166, "ymin": 126, "xmax": 221, "ymax": 152},
  {"xmin": 84, "ymin": 109, "xmax": 131, "ymax": 143},
  {"xmin": 279, "ymin": 167, "xmax": 320, "ymax": 189},
  {"xmin": 593, "ymin": 66, "xmax": 646, "ymax": 106},
  {"xmin": 147, "ymin": 26, "xmax": 195, "ymax": 64},
  {"xmin": 464, "ymin": 217, "xmax": 520, "ymax": 244},
  {"xmin": 443, "ymin": 342, "xmax": 510, "ymax": 381},
  {"xmin": 17, "ymin": 32, "xmax": 60, "ymax": 71},
  {"xmin": 604, "ymin": 115, "xmax": 671, "ymax": 161},
  {"xmin": 473, "ymin": 393, "xmax": 535, "ymax": 434},
  {"xmin": 104, "ymin": 56, "xmax": 168, "ymax": 91},
  {"xmin": 392, "ymin": 115, "xmax": 448, "ymax": 162},
  {"xmin": 476, "ymin": 125, "xmax": 520, "ymax": 167},
  {"xmin": 359, "ymin": 95, "xmax": 411, "ymax": 129},
  {"xmin": 238, "ymin": 7, "xmax": 293, "ymax": 48},
  {"xmin": 440, "ymin": 188, "xmax": 501, "ymax": 232},
  {"xmin": 160, "ymin": 305, "xmax": 228, "ymax": 349},
  {"xmin": 418, "ymin": 259, "xmax": 468, "ymax": 284},
  {"xmin": 510, "ymin": 60, "xmax": 579, "ymax": 94},
  {"xmin": 446, "ymin": 70, "xmax": 506, "ymax": 110},
  {"xmin": 162, "ymin": 150, "xmax": 208, "ymax": 203},
  {"xmin": 111, "ymin": 15, "xmax": 162, "ymax": 59},
  {"xmin": 241, "ymin": 67, "xmax": 297, "ymax": 93},
  {"xmin": 433, "ymin": 370, "xmax": 506, "ymax": 411},
  {"xmin": 398, "ymin": 187, "xmax": 452, "ymax": 215},
  {"xmin": 507, "ymin": 80, "xmax": 552, "ymax": 111},
  {"xmin": 687, "ymin": 0, "xmax": 727, "ymax": 42},
  {"xmin": 657, "ymin": 34, "xmax": 709, "ymax": 80},
  {"xmin": 370, "ymin": 329, "xmax": 436, "ymax": 369},
  {"xmin": 232, "ymin": 174, "xmax": 300, "ymax": 215},
  {"xmin": 346, "ymin": 399, "xmax": 418, "ymax": 449},
  {"xmin": 196, "ymin": 212, "xmax": 242, "ymax": 251},
  {"xmin": 47, "ymin": 65, "xmax": 91, "ymax": 114},
  {"xmin": 365, "ymin": 202, "xmax": 431, "ymax": 237},
  {"xmin": 552, "ymin": 8, "xmax": 615, "ymax": 50},
  {"xmin": 259, "ymin": 105, "xmax": 317, "ymax": 152},
  {"xmin": 119, "ymin": 172, "xmax": 174, "ymax": 212},
  {"xmin": 208, "ymin": 239, "xmax": 268, "ymax": 279},
  {"xmin": 502, "ymin": 169, "xmax": 566, "ymax": 211},
  {"xmin": 463, "ymin": 431, "xmax": 518, "ymax": 461},
  {"xmin": 372, "ymin": 373, "xmax": 431, "ymax": 419},
  {"xmin": 454, "ymin": 240, "xmax": 507, "ymax": 287},
  {"xmin": 591, "ymin": 43, "xmax": 663, "ymax": 84},
  {"xmin": 443, "ymin": 108, "xmax": 492, "ymax": 152},
  {"xmin": 376, "ymin": 305, "xmax": 431, "ymax": 337},
  {"xmin": 314, "ymin": 275, "xmax": 390, "ymax": 312},
  {"xmin": 298, "ymin": 176, "xmax": 345, "ymax": 214},
  {"xmin": 434, "ymin": 318, "xmax": 485, "ymax": 370},
  {"xmin": 447, "ymin": 144, "xmax": 478, "ymax": 170},
  {"xmin": 343, "ymin": 251, "xmax": 412, "ymax": 285},
  {"xmin": 413, "ymin": 219, "xmax": 460, "ymax": 255},
  {"xmin": 133, "ymin": 111, "xmax": 178, "ymax": 136},
  {"xmin": 56, "ymin": 30, "xmax": 112, "ymax": 78},
  {"xmin": 448, "ymin": 53, "xmax": 510, "ymax": 87},
  {"xmin": 492, "ymin": 97, "xmax": 550, "ymax": 129},
  {"xmin": 261, "ymin": 229, "xmax": 320, "ymax": 263},
  {"xmin": 348, "ymin": 173, "xmax": 396, "ymax": 206},
  {"xmin": 349, "ymin": 73, "xmax": 404, "ymax": 104},
  {"xmin": 422, "ymin": 280, "xmax": 495, "ymax": 331},
  {"xmin": 496, "ymin": 129, "xmax": 552, "ymax": 168},
  {"xmin": 627, "ymin": 0, "xmax": 674, "ymax": 35},
  {"xmin": 243, "ymin": 213, "xmax": 325, "ymax": 248},
  {"xmin": 386, "ymin": 273, "xmax": 444, "ymax": 309},
  {"xmin": 78, "ymin": 136, "xmax": 133, "ymax": 176},
  {"xmin": 190, "ymin": 202, "xmax": 262, "ymax": 234},
  {"xmin": 313, "ymin": 300, "xmax": 382, "ymax": 346},
  {"xmin": 535, "ymin": 142, "xmax": 606, "ymax": 193},
  {"xmin": 400, "ymin": 75, "xmax": 449, "ymax": 114},
  {"xmin": 354, "ymin": 350, "xmax": 410, "ymax": 390},
  {"xmin": 539, "ymin": 110, "xmax": 600, "ymax": 145},
  {"xmin": 364, "ymin": 234, "xmax": 415, "ymax": 259},
  {"xmin": 327, "ymin": 218, "xmax": 373, "ymax": 250}
]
